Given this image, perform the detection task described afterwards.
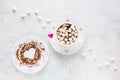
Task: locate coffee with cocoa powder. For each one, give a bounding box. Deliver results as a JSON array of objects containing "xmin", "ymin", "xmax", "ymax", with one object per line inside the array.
[
  {"xmin": 56, "ymin": 23, "xmax": 78, "ymax": 45},
  {"xmin": 16, "ymin": 41, "xmax": 45, "ymax": 67},
  {"xmin": 11, "ymin": 35, "xmax": 49, "ymax": 73}
]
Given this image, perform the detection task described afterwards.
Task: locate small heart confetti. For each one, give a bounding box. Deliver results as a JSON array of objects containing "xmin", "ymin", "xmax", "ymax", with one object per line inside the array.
[{"xmin": 48, "ymin": 33, "xmax": 54, "ymax": 38}]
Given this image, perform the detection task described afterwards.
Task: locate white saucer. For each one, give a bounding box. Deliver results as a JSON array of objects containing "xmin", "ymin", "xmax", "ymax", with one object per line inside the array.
[
  {"xmin": 49, "ymin": 22, "xmax": 86, "ymax": 55},
  {"xmin": 11, "ymin": 35, "xmax": 49, "ymax": 73}
]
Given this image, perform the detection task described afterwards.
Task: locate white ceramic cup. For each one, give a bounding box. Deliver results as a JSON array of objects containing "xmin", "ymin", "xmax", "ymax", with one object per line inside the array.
[{"xmin": 49, "ymin": 21, "xmax": 86, "ymax": 55}]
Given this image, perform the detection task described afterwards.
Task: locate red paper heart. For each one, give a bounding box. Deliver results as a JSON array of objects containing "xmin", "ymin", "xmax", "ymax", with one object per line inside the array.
[{"xmin": 48, "ymin": 33, "xmax": 54, "ymax": 38}]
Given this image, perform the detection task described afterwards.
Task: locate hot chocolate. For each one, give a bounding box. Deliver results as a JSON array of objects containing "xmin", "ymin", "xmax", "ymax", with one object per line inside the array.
[{"xmin": 56, "ymin": 23, "xmax": 78, "ymax": 45}]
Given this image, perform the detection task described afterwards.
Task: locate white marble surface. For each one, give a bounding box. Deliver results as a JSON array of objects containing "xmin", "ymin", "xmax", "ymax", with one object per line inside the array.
[{"xmin": 0, "ymin": 0, "xmax": 120, "ymax": 80}]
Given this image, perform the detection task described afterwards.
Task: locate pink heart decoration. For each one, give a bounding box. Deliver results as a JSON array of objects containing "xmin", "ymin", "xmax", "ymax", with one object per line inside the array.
[{"xmin": 48, "ymin": 33, "xmax": 54, "ymax": 38}]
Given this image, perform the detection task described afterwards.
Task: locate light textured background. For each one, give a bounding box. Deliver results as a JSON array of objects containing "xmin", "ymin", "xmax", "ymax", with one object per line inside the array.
[{"xmin": 0, "ymin": 0, "xmax": 120, "ymax": 80}]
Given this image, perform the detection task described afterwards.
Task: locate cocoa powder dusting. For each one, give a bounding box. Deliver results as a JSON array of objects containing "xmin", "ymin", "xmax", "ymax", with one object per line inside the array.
[{"xmin": 16, "ymin": 41, "xmax": 45, "ymax": 67}]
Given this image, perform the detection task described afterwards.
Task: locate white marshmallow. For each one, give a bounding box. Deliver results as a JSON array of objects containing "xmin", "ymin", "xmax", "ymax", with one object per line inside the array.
[
  {"xmin": 12, "ymin": 7, "xmax": 16, "ymax": 13},
  {"xmin": 72, "ymin": 32, "xmax": 74, "ymax": 34},
  {"xmin": 69, "ymin": 38, "xmax": 72, "ymax": 41},
  {"xmin": 64, "ymin": 38, "xmax": 67, "ymax": 41},
  {"xmin": 97, "ymin": 63, "xmax": 102, "ymax": 69},
  {"xmin": 68, "ymin": 28, "xmax": 71, "ymax": 32},
  {"xmin": 21, "ymin": 14, "xmax": 26, "ymax": 19},
  {"xmin": 113, "ymin": 65, "xmax": 118, "ymax": 71},
  {"xmin": 37, "ymin": 16, "xmax": 42, "ymax": 22},
  {"xmin": 65, "ymin": 32, "xmax": 68, "ymax": 36},
  {"xmin": 34, "ymin": 10, "xmax": 39, "ymax": 15},
  {"xmin": 105, "ymin": 62, "xmax": 109, "ymax": 67},
  {"xmin": 46, "ymin": 18, "xmax": 51, "ymax": 23},
  {"xmin": 110, "ymin": 57, "xmax": 115, "ymax": 63},
  {"xmin": 81, "ymin": 52, "xmax": 86, "ymax": 57},
  {"xmin": 88, "ymin": 46, "xmax": 92, "ymax": 51},
  {"xmin": 41, "ymin": 23, "xmax": 46, "ymax": 29},
  {"xmin": 66, "ymin": 19, "xmax": 70, "ymax": 22},
  {"xmin": 27, "ymin": 9, "xmax": 31, "ymax": 16},
  {"xmin": 93, "ymin": 54, "xmax": 97, "ymax": 61},
  {"xmin": 64, "ymin": 27, "xmax": 67, "ymax": 30}
]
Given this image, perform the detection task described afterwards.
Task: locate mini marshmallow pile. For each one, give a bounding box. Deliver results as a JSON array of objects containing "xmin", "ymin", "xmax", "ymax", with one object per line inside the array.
[
  {"xmin": 56, "ymin": 23, "xmax": 78, "ymax": 45},
  {"xmin": 12, "ymin": 7, "xmax": 51, "ymax": 29}
]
